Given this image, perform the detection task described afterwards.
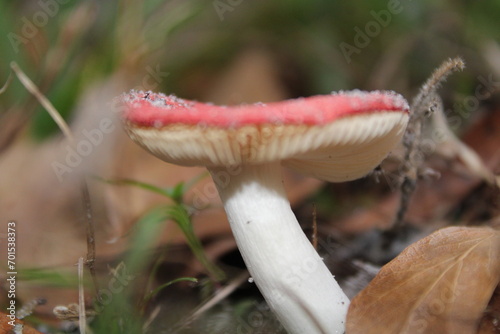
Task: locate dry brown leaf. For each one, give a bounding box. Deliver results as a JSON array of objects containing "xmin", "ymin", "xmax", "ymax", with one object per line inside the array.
[
  {"xmin": 0, "ymin": 311, "xmax": 43, "ymax": 334},
  {"xmin": 347, "ymin": 226, "xmax": 500, "ymax": 334}
]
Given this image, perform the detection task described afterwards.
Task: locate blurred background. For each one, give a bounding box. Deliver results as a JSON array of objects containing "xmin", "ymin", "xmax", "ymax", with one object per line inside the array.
[{"xmin": 0, "ymin": 0, "xmax": 499, "ymax": 333}]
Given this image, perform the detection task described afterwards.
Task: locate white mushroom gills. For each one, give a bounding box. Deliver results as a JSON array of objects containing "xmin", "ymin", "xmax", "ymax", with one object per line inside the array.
[{"xmin": 209, "ymin": 162, "xmax": 349, "ymax": 334}]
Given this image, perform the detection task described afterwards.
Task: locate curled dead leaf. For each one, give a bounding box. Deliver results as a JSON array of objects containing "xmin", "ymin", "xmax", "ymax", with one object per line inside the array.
[{"xmin": 347, "ymin": 226, "xmax": 500, "ymax": 334}]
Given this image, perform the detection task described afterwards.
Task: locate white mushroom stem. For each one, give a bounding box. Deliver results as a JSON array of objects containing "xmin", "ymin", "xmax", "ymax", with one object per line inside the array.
[{"xmin": 208, "ymin": 162, "xmax": 349, "ymax": 334}]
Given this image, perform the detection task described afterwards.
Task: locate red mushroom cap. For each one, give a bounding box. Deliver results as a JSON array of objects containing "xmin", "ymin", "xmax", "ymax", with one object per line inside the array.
[
  {"xmin": 119, "ymin": 90, "xmax": 409, "ymax": 181},
  {"xmin": 121, "ymin": 90, "xmax": 408, "ymax": 127}
]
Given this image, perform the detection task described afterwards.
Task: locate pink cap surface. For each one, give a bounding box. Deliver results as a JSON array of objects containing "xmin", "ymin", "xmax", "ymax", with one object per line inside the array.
[
  {"xmin": 120, "ymin": 90, "xmax": 410, "ymax": 181},
  {"xmin": 120, "ymin": 90, "xmax": 409, "ymax": 128}
]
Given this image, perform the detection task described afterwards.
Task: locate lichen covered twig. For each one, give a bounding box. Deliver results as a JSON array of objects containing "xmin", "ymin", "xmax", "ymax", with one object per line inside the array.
[{"xmin": 388, "ymin": 58, "xmax": 465, "ymax": 238}]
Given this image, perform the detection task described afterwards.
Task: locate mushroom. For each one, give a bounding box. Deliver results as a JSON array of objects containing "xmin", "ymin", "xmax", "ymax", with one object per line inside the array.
[{"xmin": 118, "ymin": 90, "xmax": 409, "ymax": 333}]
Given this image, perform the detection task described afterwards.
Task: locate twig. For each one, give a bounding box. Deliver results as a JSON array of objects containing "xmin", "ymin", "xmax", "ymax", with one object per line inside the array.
[
  {"xmin": 410, "ymin": 57, "xmax": 465, "ymax": 114},
  {"xmin": 385, "ymin": 58, "xmax": 465, "ymax": 243},
  {"xmin": 173, "ymin": 271, "xmax": 249, "ymax": 331},
  {"xmin": 0, "ymin": 71, "xmax": 13, "ymax": 95},
  {"xmin": 10, "ymin": 61, "xmax": 99, "ymax": 296},
  {"xmin": 10, "ymin": 62, "xmax": 74, "ymax": 142},
  {"xmin": 402, "ymin": 58, "xmax": 465, "ymax": 172},
  {"xmin": 142, "ymin": 306, "xmax": 161, "ymax": 333},
  {"xmin": 78, "ymin": 257, "xmax": 87, "ymax": 334},
  {"xmin": 81, "ymin": 180, "xmax": 99, "ymax": 297}
]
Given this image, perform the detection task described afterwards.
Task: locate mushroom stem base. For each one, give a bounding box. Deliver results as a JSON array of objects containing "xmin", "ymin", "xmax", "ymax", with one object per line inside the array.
[{"xmin": 209, "ymin": 162, "xmax": 349, "ymax": 334}]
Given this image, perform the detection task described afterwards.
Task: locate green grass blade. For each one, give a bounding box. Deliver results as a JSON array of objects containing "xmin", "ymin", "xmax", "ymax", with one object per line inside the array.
[
  {"xmin": 125, "ymin": 206, "xmax": 168, "ymax": 275},
  {"xmin": 143, "ymin": 277, "xmax": 198, "ymax": 304},
  {"xmin": 165, "ymin": 204, "xmax": 226, "ymax": 282}
]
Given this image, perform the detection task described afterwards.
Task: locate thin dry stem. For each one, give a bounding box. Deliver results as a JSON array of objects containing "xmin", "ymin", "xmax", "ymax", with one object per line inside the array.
[
  {"xmin": 411, "ymin": 57, "xmax": 465, "ymax": 114},
  {"xmin": 81, "ymin": 180, "xmax": 99, "ymax": 297},
  {"xmin": 174, "ymin": 271, "xmax": 250, "ymax": 330},
  {"xmin": 388, "ymin": 58, "xmax": 465, "ymax": 240},
  {"xmin": 0, "ymin": 71, "xmax": 13, "ymax": 95},
  {"xmin": 142, "ymin": 306, "xmax": 161, "ymax": 332},
  {"xmin": 10, "ymin": 62, "xmax": 74, "ymax": 142},
  {"xmin": 11, "ymin": 62, "xmax": 99, "ymax": 297},
  {"xmin": 78, "ymin": 257, "xmax": 87, "ymax": 334}
]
